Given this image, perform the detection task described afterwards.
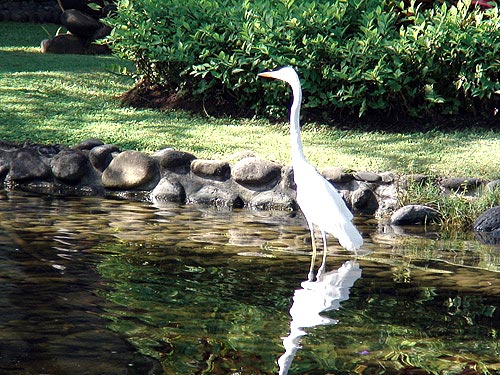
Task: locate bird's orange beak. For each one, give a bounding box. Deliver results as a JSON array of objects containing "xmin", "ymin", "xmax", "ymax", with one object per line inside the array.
[{"xmin": 258, "ymin": 71, "xmax": 274, "ymax": 78}]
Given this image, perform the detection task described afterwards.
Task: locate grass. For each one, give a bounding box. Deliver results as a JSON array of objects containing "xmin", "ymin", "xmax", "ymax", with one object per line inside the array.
[{"xmin": 1, "ymin": 22, "xmax": 499, "ymax": 180}]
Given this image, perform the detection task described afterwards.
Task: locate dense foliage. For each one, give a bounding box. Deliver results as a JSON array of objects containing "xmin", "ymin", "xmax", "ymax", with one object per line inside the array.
[{"xmin": 105, "ymin": 0, "xmax": 500, "ymax": 118}]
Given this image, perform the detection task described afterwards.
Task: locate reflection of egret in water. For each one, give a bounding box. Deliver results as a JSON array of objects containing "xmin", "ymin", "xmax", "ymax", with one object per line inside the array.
[{"xmin": 278, "ymin": 260, "xmax": 362, "ymax": 375}]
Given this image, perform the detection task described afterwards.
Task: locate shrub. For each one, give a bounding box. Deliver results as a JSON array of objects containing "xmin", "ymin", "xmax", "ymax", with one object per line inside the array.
[{"xmin": 105, "ymin": 0, "xmax": 500, "ymax": 118}]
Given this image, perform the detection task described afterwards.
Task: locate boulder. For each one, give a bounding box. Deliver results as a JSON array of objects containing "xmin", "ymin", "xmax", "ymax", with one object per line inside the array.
[
  {"xmin": 232, "ymin": 157, "xmax": 281, "ymax": 187},
  {"xmin": 89, "ymin": 144, "xmax": 120, "ymax": 172},
  {"xmin": 186, "ymin": 185, "xmax": 242, "ymax": 208},
  {"xmin": 322, "ymin": 167, "xmax": 354, "ymax": 183},
  {"xmin": 474, "ymin": 206, "xmax": 500, "ymax": 245},
  {"xmin": 354, "ymin": 171, "xmax": 382, "ymax": 183},
  {"xmin": 60, "ymin": 9, "xmax": 102, "ymax": 38},
  {"xmin": 473, "ymin": 206, "xmax": 500, "ymax": 232},
  {"xmin": 151, "ymin": 177, "xmax": 186, "ymax": 203},
  {"xmin": 75, "ymin": 138, "xmax": 105, "ymax": 150},
  {"xmin": 9, "ymin": 148, "xmax": 51, "ymax": 181},
  {"xmin": 60, "ymin": 0, "xmax": 97, "ymax": 14},
  {"xmin": 51, "ymin": 150, "xmax": 88, "ymax": 183},
  {"xmin": 191, "ymin": 159, "xmax": 230, "ymax": 180},
  {"xmin": 41, "ymin": 34, "xmax": 87, "ymax": 55},
  {"xmin": 486, "ymin": 179, "xmax": 500, "ymax": 192},
  {"xmin": 102, "ymin": 151, "xmax": 157, "ymax": 189},
  {"xmin": 351, "ymin": 187, "xmax": 378, "ymax": 215},
  {"xmin": 248, "ymin": 191, "xmax": 296, "ymax": 211},
  {"xmin": 153, "ymin": 148, "xmax": 196, "ymax": 173},
  {"xmin": 390, "ymin": 204, "xmax": 441, "ymax": 225}
]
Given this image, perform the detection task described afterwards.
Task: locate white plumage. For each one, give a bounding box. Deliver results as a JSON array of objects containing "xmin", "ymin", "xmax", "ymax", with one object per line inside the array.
[{"xmin": 258, "ymin": 66, "xmax": 363, "ymax": 279}]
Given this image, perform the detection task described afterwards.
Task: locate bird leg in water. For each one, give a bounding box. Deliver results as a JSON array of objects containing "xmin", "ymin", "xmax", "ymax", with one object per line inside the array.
[
  {"xmin": 316, "ymin": 230, "xmax": 328, "ymax": 280},
  {"xmin": 307, "ymin": 226, "xmax": 317, "ymax": 281}
]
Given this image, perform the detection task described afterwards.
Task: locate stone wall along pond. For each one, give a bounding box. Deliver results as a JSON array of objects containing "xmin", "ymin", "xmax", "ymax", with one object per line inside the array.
[{"xmin": 0, "ymin": 138, "xmax": 498, "ymax": 230}]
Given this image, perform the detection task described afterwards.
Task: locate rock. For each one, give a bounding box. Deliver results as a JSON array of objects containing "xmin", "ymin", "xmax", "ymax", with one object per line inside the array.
[
  {"xmin": 9, "ymin": 148, "xmax": 51, "ymax": 181},
  {"xmin": 232, "ymin": 157, "xmax": 281, "ymax": 187},
  {"xmin": 187, "ymin": 185, "xmax": 242, "ymax": 208},
  {"xmin": 61, "ymin": 9, "xmax": 102, "ymax": 38},
  {"xmin": 153, "ymin": 148, "xmax": 196, "ymax": 173},
  {"xmin": 322, "ymin": 167, "xmax": 354, "ymax": 183},
  {"xmin": 51, "ymin": 150, "xmax": 88, "ymax": 183},
  {"xmin": 391, "ymin": 204, "xmax": 441, "ymax": 225},
  {"xmin": 75, "ymin": 138, "xmax": 104, "ymax": 150},
  {"xmin": 474, "ymin": 206, "xmax": 500, "ymax": 232},
  {"xmin": 474, "ymin": 206, "xmax": 500, "ymax": 245},
  {"xmin": 92, "ymin": 25, "xmax": 112, "ymax": 40},
  {"xmin": 440, "ymin": 177, "xmax": 483, "ymax": 192},
  {"xmin": 60, "ymin": 0, "xmax": 96, "ymax": 14},
  {"xmin": 191, "ymin": 159, "xmax": 230, "ymax": 180},
  {"xmin": 281, "ymin": 166, "xmax": 295, "ymax": 190},
  {"xmin": 486, "ymin": 179, "xmax": 500, "ymax": 192},
  {"xmin": 102, "ymin": 151, "xmax": 157, "ymax": 189},
  {"xmin": 379, "ymin": 171, "xmax": 395, "ymax": 184},
  {"xmin": 248, "ymin": 191, "xmax": 296, "ymax": 211},
  {"xmin": 41, "ymin": 34, "xmax": 87, "ymax": 55},
  {"xmin": 151, "ymin": 177, "xmax": 185, "ymax": 203},
  {"xmin": 354, "ymin": 171, "xmax": 382, "ymax": 183},
  {"xmin": 89, "ymin": 144, "xmax": 120, "ymax": 172},
  {"xmin": 351, "ymin": 187, "xmax": 378, "ymax": 215}
]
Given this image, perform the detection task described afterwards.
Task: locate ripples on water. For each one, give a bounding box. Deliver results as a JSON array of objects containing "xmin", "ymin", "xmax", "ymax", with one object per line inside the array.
[{"xmin": 0, "ymin": 190, "xmax": 498, "ymax": 375}]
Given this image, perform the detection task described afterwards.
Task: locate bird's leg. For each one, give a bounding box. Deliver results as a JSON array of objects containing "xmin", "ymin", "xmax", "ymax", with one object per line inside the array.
[
  {"xmin": 307, "ymin": 226, "xmax": 317, "ymax": 282},
  {"xmin": 316, "ymin": 230, "xmax": 328, "ymax": 280}
]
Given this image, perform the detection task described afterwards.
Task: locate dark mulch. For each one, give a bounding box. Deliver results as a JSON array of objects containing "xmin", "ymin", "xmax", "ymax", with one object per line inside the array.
[{"xmin": 120, "ymin": 80, "xmax": 500, "ymax": 133}]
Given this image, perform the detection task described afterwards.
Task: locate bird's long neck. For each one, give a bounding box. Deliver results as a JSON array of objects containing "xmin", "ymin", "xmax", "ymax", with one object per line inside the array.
[{"xmin": 290, "ymin": 83, "xmax": 305, "ymax": 164}]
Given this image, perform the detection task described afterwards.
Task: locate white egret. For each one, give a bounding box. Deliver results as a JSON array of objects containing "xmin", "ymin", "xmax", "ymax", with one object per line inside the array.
[{"xmin": 258, "ymin": 67, "xmax": 363, "ymax": 279}]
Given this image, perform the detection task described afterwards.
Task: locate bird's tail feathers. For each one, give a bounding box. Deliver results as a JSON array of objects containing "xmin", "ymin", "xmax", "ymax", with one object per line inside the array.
[{"xmin": 328, "ymin": 221, "xmax": 363, "ymax": 251}]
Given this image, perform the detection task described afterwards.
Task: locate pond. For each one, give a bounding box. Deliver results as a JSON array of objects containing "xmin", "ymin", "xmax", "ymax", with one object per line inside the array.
[{"xmin": 0, "ymin": 190, "xmax": 498, "ymax": 375}]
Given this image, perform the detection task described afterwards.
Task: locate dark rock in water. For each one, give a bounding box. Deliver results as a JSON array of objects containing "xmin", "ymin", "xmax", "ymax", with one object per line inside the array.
[
  {"xmin": 474, "ymin": 205, "xmax": 500, "ymax": 245},
  {"xmin": 232, "ymin": 157, "xmax": 281, "ymax": 188},
  {"xmin": 474, "ymin": 206, "xmax": 500, "ymax": 232},
  {"xmin": 391, "ymin": 204, "xmax": 441, "ymax": 225},
  {"xmin": 102, "ymin": 151, "xmax": 157, "ymax": 189},
  {"xmin": 9, "ymin": 148, "xmax": 52, "ymax": 181},
  {"xmin": 61, "ymin": 9, "xmax": 102, "ymax": 38},
  {"xmin": 51, "ymin": 150, "xmax": 88, "ymax": 183},
  {"xmin": 151, "ymin": 177, "xmax": 186, "ymax": 203},
  {"xmin": 187, "ymin": 185, "xmax": 241, "ymax": 208},
  {"xmin": 248, "ymin": 191, "xmax": 295, "ymax": 211}
]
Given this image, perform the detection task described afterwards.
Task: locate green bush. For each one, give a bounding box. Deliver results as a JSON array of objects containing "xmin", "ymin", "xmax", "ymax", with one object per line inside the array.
[{"xmin": 105, "ymin": 0, "xmax": 500, "ymax": 118}]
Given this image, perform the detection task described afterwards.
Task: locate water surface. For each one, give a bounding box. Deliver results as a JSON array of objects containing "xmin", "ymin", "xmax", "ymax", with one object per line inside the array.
[{"xmin": 0, "ymin": 190, "xmax": 498, "ymax": 374}]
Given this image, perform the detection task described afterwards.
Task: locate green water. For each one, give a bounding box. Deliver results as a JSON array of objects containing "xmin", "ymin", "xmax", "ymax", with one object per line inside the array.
[{"xmin": 0, "ymin": 190, "xmax": 498, "ymax": 375}]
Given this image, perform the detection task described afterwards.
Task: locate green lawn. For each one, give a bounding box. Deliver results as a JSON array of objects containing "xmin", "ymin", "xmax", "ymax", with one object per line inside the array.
[{"xmin": 1, "ymin": 22, "xmax": 499, "ymax": 179}]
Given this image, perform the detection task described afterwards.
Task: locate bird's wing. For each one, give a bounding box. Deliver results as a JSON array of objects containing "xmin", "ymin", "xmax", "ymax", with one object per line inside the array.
[{"xmin": 295, "ymin": 163, "xmax": 363, "ymax": 251}]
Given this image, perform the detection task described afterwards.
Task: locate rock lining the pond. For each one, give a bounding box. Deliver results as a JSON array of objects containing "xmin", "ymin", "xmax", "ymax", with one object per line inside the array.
[
  {"xmin": 473, "ymin": 205, "xmax": 500, "ymax": 245},
  {"xmin": 0, "ymin": 139, "xmax": 499, "ymax": 224}
]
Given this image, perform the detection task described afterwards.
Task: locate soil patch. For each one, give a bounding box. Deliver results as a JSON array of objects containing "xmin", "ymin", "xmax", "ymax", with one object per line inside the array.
[{"xmin": 120, "ymin": 79, "xmax": 500, "ymax": 133}]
